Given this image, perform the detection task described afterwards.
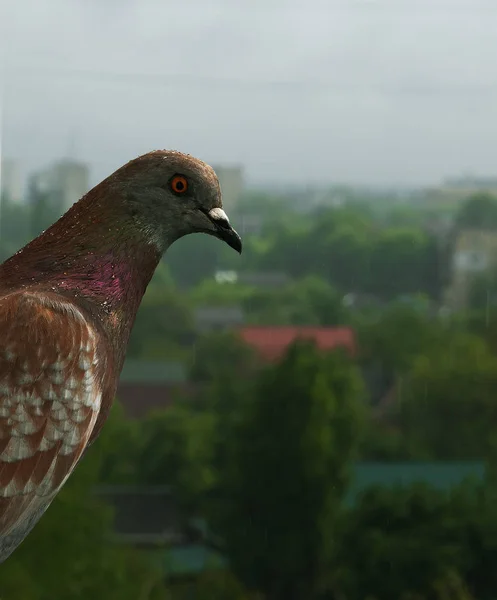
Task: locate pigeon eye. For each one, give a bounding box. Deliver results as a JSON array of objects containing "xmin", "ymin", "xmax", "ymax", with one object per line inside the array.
[{"xmin": 170, "ymin": 175, "xmax": 188, "ymax": 194}]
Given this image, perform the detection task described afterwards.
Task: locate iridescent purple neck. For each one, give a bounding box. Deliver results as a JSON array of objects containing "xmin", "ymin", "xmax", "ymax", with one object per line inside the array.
[
  {"xmin": 0, "ymin": 189, "xmax": 164, "ymax": 369},
  {"xmin": 55, "ymin": 251, "xmax": 147, "ymax": 303}
]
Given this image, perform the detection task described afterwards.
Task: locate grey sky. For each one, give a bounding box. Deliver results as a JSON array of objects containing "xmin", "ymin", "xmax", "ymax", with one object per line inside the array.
[{"xmin": 2, "ymin": 0, "xmax": 497, "ymax": 186}]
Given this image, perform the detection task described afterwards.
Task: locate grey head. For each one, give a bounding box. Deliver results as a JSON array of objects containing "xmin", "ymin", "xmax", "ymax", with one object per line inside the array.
[{"xmin": 106, "ymin": 149, "xmax": 242, "ymax": 254}]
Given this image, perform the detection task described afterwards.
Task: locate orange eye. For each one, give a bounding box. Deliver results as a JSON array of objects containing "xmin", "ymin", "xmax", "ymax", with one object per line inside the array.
[{"xmin": 170, "ymin": 174, "xmax": 188, "ymax": 194}]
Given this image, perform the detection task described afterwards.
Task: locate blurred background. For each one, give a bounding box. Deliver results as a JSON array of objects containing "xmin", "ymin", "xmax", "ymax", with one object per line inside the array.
[{"xmin": 2, "ymin": 0, "xmax": 497, "ymax": 598}]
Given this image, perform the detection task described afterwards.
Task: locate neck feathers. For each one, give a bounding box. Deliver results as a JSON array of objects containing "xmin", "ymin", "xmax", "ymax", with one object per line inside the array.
[{"xmin": 0, "ymin": 182, "xmax": 164, "ymax": 368}]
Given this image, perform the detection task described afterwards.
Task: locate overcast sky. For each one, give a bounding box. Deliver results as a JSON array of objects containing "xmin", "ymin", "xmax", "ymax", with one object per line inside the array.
[{"xmin": 1, "ymin": 0, "xmax": 497, "ymax": 186}]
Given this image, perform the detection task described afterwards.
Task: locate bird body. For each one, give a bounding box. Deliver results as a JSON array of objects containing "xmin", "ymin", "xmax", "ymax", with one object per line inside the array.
[{"xmin": 0, "ymin": 150, "xmax": 241, "ymax": 562}]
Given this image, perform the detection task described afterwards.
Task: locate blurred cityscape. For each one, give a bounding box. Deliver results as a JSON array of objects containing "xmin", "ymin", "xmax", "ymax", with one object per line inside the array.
[
  {"xmin": 3, "ymin": 0, "xmax": 497, "ymax": 597},
  {"xmin": 1, "ymin": 149, "xmax": 497, "ymax": 599}
]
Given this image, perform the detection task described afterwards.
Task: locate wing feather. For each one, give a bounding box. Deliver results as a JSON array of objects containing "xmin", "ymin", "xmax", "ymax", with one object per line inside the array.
[{"xmin": 0, "ymin": 290, "xmax": 107, "ymax": 554}]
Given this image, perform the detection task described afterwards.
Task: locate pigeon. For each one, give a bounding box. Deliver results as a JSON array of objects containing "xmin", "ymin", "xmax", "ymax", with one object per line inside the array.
[{"xmin": 0, "ymin": 150, "xmax": 242, "ymax": 562}]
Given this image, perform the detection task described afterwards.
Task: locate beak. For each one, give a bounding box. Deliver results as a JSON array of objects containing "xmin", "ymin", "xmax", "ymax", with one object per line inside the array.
[{"xmin": 207, "ymin": 208, "xmax": 243, "ymax": 254}]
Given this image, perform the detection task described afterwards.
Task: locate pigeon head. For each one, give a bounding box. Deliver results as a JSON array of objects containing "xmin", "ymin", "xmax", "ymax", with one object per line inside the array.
[
  {"xmin": 0, "ymin": 150, "xmax": 242, "ymax": 354},
  {"xmin": 110, "ymin": 150, "xmax": 242, "ymax": 254}
]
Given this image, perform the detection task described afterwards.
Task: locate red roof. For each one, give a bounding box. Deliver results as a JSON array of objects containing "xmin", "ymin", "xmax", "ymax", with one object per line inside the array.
[{"xmin": 238, "ymin": 326, "xmax": 356, "ymax": 361}]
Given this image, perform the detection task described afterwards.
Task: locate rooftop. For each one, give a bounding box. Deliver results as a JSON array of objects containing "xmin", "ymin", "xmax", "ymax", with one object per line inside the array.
[
  {"xmin": 119, "ymin": 360, "xmax": 187, "ymax": 385},
  {"xmin": 238, "ymin": 326, "xmax": 356, "ymax": 361}
]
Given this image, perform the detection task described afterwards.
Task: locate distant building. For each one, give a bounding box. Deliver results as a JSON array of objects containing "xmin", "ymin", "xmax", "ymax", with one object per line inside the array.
[
  {"xmin": 443, "ymin": 175, "xmax": 497, "ymax": 191},
  {"xmin": 238, "ymin": 326, "xmax": 356, "ymax": 361},
  {"xmin": 214, "ymin": 270, "xmax": 238, "ymax": 284},
  {"xmin": 423, "ymin": 175, "xmax": 497, "ymax": 210},
  {"xmin": 94, "ymin": 485, "xmax": 226, "ymax": 581},
  {"xmin": 444, "ymin": 228, "xmax": 497, "ymax": 310},
  {"xmin": 213, "ymin": 270, "xmax": 291, "ymax": 288},
  {"xmin": 29, "ymin": 159, "xmax": 90, "ymax": 213},
  {"xmin": 238, "ymin": 213, "xmax": 263, "ymax": 236},
  {"xmin": 211, "ymin": 165, "xmax": 244, "ymax": 212},
  {"xmin": 117, "ymin": 359, "xmax": 191, "ymax": 418},
  {"xmin": 345, "ymin": 461, "xmax": 485, "ymax": 506},
  {"xmin": 194, "ymin": 306, "xmax": 245, "ymax": 332},
  {"xmin": 309, "ymin": 188, "xmax": 347, "ymax": 209},
  {"xmin": 0, "ymin": 158, "xmax": 23, "ymax": 204}
]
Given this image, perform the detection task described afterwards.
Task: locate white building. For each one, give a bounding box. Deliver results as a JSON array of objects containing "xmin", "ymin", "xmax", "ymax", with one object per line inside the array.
[
  {"xmin": 212, "ymin": 165, "xmax": 244, "ymax": 212},
  {"xmin": 0, "ymin": 159, "xmax": 23, "ymax": 204}
]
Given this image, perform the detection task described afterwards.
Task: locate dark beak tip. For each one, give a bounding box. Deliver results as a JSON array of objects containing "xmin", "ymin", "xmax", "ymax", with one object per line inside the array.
[
  {"xmin": 234, "ymin": 234, "xmax": 243, "ymax": 254},
  {"xmin": 229, "ymin": 234, "xmax": 242, "ymax": 254},
  {"xmin": 218, "ymin": 226, "xmax": 242, "ymax": 254}
]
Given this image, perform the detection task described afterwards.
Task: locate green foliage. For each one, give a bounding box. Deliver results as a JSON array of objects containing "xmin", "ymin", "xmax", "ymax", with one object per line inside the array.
[
  {"xmin": 230, "ymin": 205, "xmax": 442, "ymax": 301},
  {"xmin": 190, "ymin": 279, "xmax": 255, "ymax": 306},
  {"xmin": 244, "ymin": 276, "xmax": 348, "ymax": 326},
  {"xmin": 128, "ymin": 273, "xmax": 194, "ymax": 360},
  {"xmin": 0, "ymin": 442, "xmax": 169, "ymax": 600},
  {"xmin": 212, "ymin": 342, "xmax": 365, "ymax": 600},
  {"xmin": 467, "ymin": 267, "xmax": 497, "ymax": 314},
  {"xmin": 190, "ymin": 330, "xmax": 261, "ymax": 383},
  {"xmin": 399, "ymin": 332, "xmax": 497, "ymax": 460},
  {"xmin": 456, "ymin": 192, "xmax": 497, "ymax": 230},
  {"xmin": 368, "ymin": 228, "xmax": 440, "ymax": 300},
  {"xmin": 27, "ymin": 189, "xmax": 63, "ymax": 240},
  {"xmin": 192, "ymin": 276, "xmax": 348, "ymax": 327},
  {"xmin": 172, "ymin": 570, "xmax": 250, "ymax": 600},
  {"xmin": 358, "ymin": 303, "xmax": 444, "ymax": 373},
  {"xmin": 0, "ymin": 201, "xmax": 32, "ymax": 261},
  {"xmin": 463, "ymin": 306, "xmax": 497, "ymax": 355},
  {"xmin": 137, "ymin": 406, "xmax": 217, "ymax": 512},
  {"xmin": 335, "ymin": 481, "xmax": 497, "ymax": 600},
  {"xmin": 94, "ymin": 401, "xmax": 143, "ymax": 484}
]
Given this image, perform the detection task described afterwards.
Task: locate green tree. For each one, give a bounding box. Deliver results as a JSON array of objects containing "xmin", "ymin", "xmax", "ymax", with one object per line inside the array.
[
  {"xmin": 176, "ymin": 571, "xmax": 250, "ymax": 600},
  {"xmin": 212, "ymin": 342, "xmax": 365, "ymax": 600},
  {"xmin": 336, "ymin": 481, "xmax": 497, "ymax": 600},
  {"xmin": 0, "ymin": 200, "xmax": 31, "ymax": 260},
  {"xmin": 190, "ymin": 330, "xmax": 261, "ymax": 384},
  {"xmin": 136, "ymin": 406, "xmax": 217, "ymax": 514},
  {"xmin": 336, "ymin": 485, "xmax": 464, "ymax": 600},
  {"xmin": 369, "ymin": 228, "xmax": 440, "ymax": 299},
  {"xmin": 191, "ymin": 276, "xmax": 348, "ymax": 327},
  {"xmin": 127, "ymin": 273, "xmax": 194, "ymax": 360},
  {"xmin": 244, "ymin": 276, "xmax": 348, "ymax": 326},
  {"xmin": 308, "ymin": 207, "xmax": 374, "ymax": 291},
  {"xmin": 400, "ymin": 332, "xmax": 497, "ymax": 460},
  {"xmin": 466, "ymin": 266, "xmax": 497, "ymax": 314},
  {"xmin": 358, "ymin": 303, "xmax": 444, "ymax": 374},
  {"xmin": 456, "ymin": 192, "xmax": 497, "ymax": 230},
  {"xmin": 463, "ymin": 305, "xmax": 497, "ymax": 355},
  {"xmin": 0, "ymin": 443, "xmax": 169, "ymax": 600},
  {"xmin": 256, "ymin": 206, "xmax": 373, "ymax": 286},
  {"xmin": 94, "ymin": 401, "xmax": 142, "ymax": 484}
]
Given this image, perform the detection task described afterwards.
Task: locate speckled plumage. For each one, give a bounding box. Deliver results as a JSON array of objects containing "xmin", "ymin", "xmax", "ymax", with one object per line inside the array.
[{"xmin": 0, "ymin": 150, "xmax": 241, "ymax": 562}]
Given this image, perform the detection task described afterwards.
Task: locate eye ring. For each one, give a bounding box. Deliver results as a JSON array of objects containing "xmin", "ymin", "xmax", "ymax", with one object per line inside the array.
[{"xmin": 170, "ymin": 174, "xmax": 188, "ymax": 194}]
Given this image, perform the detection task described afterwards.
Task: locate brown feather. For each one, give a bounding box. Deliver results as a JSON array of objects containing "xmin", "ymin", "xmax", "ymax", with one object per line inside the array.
[{"xmin": 0, "ymin": 291, "xmax": 111, "ymax": 541}]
